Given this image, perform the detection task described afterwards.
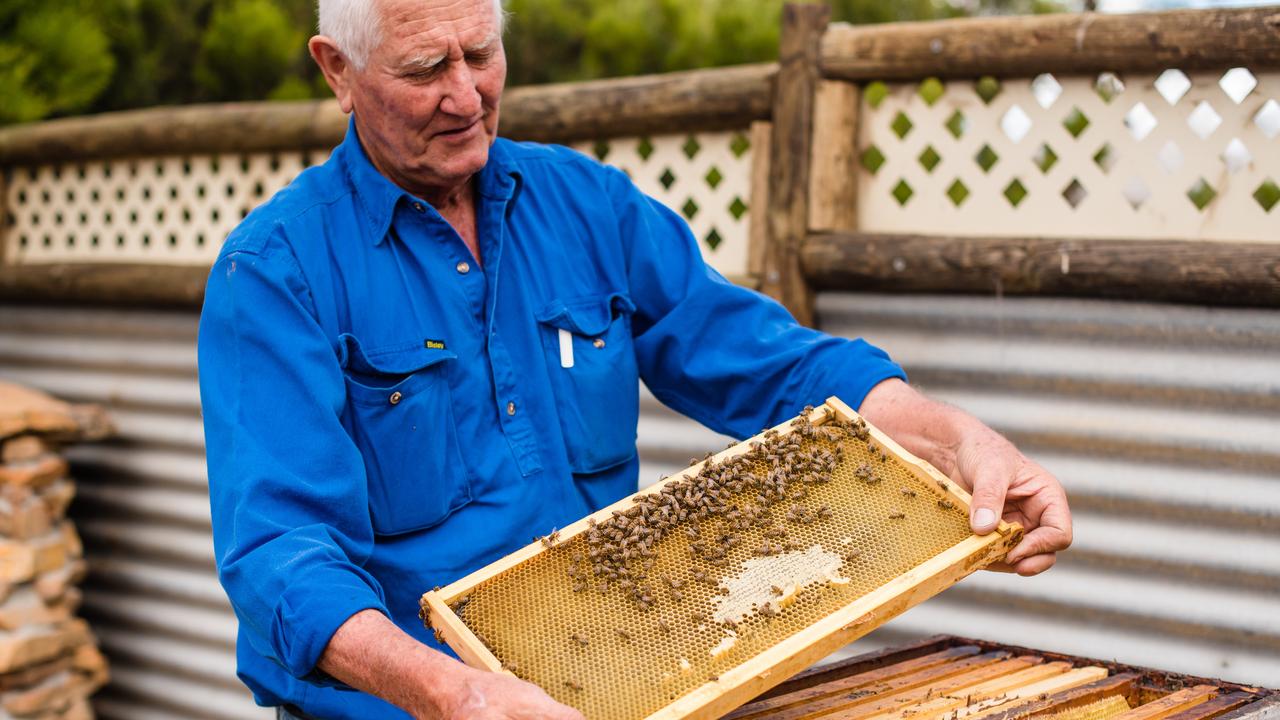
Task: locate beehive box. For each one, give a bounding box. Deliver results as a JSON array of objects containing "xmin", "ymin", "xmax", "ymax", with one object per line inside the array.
[
  {"xmin": 420, "ymin": 397, "xmax": 1022, "ymax": 720},
  {"xmin": 736, "ymin": 635, "xmax": 1277, "ymax": 720}
]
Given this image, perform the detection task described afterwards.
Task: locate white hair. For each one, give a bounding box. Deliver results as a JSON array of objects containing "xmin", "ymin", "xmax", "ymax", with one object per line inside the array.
[{"xmin": 318, "ymin": 0, "xmax": 506, "ymax": 70}]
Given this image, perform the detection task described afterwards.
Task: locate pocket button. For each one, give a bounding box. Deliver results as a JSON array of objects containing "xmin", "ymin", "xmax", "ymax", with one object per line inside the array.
[
  {"xmin": 389, "ymin": 391, "xmax": 403, "ymax": 405},
  {"xmin": 593, "ymin": 338, "xmax": 606, "ymax": 349}
]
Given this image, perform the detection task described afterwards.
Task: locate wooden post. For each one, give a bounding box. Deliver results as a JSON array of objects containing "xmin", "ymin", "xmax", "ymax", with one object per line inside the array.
[
  {"xmin": 0, "ymin": 166, "xmax": 10, "ymax": 267},
  {"xmin": 746, "ymin": 120, "xmax": 773, "ymax": 288},
  {"xmin": 807, "ymin": 80, "xmax": 860, "ymax": 233},
  {"xmin": 760, "ymin": 2, "xmax": 828, "ymax": 327}
]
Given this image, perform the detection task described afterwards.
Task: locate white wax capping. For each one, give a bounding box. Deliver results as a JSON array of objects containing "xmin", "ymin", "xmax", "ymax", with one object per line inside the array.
[
  {"xmin": 710, "ymin": 634, "xmax": 738, "ymax": 658},
  {"xmin": 711, "ymin": 545, "xmax": 848, "ymax": 625}
]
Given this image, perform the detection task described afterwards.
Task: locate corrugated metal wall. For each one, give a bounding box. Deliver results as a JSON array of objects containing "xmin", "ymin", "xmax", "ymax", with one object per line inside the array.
[
  {"xmin": 0, "ymin": 306, "xmax": 263, "ymax": 719},
  {"xmin": 642, "ymin": 293, "xmax": 1280, "ymax": 685},
  {"xmin": 1, "ymin": 292, "xmax": 1277, "ymax": 718}
]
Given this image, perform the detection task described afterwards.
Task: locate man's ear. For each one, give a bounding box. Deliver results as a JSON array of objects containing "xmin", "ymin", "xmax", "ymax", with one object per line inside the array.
[{"xmin": 309, "ymin": 36, "xmax": 356, "ymax": 114}]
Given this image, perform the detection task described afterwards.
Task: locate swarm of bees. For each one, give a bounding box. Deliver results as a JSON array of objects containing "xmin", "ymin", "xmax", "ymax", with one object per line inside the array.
[
  {"xmin": 425, "ymin": 404, "xmax": 957, "ymax": 670},
  {"xmin": 548, "ymin": 408, "xmax": 880, "ymax": 610},
  {"xmin": 424, "ymin": 406, "xmax": 991, "ymax": 699}
]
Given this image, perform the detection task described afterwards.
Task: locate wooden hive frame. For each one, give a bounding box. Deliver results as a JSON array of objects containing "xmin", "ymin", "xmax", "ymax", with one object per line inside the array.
[
  {"xmin": 420, "ymin": 396, "xmax": 1023, "ymax": 720},
  {"xmin": 739, "ymin": 635, "xmax": 1278, "ymax": 720}
]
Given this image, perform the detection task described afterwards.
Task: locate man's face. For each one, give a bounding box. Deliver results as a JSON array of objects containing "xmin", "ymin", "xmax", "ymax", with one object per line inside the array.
[{"xmin": 346, "ymin": 0, "xmax": 507, "ymax": 194}]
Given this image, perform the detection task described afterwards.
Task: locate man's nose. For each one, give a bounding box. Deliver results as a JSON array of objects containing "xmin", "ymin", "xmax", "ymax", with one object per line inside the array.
[{"xmin": 439, "ymin": 63, "xmax": 483, "ymax": 118}]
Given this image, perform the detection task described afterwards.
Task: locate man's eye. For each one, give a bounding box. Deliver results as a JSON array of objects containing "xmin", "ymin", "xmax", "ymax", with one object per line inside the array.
[
  {"xmin": 406, "ymin": 70, "xmax": 438, "ymax": 82},
  {"xmin": 466, "ymin": 51, "xmax": 493, "ymax": 66}
]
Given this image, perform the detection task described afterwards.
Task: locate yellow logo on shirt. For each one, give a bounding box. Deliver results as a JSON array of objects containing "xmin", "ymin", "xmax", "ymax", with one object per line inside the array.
[{"xmin": 424, "ymin": 339, "xmax": 447, "ymax": 350}]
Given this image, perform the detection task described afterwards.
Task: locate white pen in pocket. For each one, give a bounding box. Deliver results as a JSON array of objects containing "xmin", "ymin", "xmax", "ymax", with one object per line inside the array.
[{"xmin": 558, "ymin": 328, "xmax": 575, "ymax": 368}]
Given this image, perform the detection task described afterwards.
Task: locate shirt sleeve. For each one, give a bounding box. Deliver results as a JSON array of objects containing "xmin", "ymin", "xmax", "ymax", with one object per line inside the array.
[
  {"xmin": 604, "ymin": 165, "xmax": 908, "ymax": 439},
  {"xmin": 198, "ymin": 233, "xmax": 388, "ymax": 685}
]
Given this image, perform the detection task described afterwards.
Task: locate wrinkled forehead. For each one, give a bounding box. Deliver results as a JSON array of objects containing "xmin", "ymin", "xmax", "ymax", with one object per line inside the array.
[{"xmin": 376, "ymin": 0, "xmax": 501, "ymax": 60}]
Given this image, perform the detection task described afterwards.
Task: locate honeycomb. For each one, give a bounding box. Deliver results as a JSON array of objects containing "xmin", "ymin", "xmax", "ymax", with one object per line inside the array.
[{"xmin": 432, "ymin": 405, "xmax": 988, "ymax": 720}]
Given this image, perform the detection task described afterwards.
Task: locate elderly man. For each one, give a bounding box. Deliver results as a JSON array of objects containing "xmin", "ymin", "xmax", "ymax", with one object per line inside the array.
[{"xmin": 197, "ymin": 0, "xmax": 1071, "ymax": 718}]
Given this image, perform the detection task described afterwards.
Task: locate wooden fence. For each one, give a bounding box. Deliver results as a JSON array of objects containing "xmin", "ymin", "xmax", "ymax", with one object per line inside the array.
[{"xmin": 1, "ymin": 5, "xmax": 1279, "ymax": 318}]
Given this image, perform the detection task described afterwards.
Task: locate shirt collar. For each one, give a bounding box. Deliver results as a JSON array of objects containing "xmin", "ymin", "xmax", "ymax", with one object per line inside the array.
[{"xmin": 336, "ymin": 117, "xmax": 522, "ymax": 246}]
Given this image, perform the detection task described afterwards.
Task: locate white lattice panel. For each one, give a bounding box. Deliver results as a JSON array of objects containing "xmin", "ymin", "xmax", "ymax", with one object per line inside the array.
[
  {"xmin": 3, "ymin": 130, "xmax": 755, "ymax": 278},
  {"xmin": 3, "ymin": 152, "xmax": 324, "ymax": 264},
  {"xmin": 572, "ymin": 130, "xmax": 755, "ymax": 277},
  {"xmin": 854, "ymin": 70, "xmax": 1280, "ymax": 242}
]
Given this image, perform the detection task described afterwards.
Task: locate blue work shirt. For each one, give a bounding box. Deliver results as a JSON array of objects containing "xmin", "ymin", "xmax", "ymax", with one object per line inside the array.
[{"xmin": 197, "ymin": 119, "xmax": 905, "ymax": 719}]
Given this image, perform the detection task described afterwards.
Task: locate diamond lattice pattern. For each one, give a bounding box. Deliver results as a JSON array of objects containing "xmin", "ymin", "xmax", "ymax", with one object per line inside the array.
[
  {"xmin": 855, "ymin": 70, "xmax": 1280, "ymax": 240},
  {"xmin": 4, "ymin": 131, "xmax": 755, "ymax": 278}
]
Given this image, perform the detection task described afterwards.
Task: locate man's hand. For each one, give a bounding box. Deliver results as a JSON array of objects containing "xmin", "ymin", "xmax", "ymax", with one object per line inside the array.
[
  {"xmin": 317, "ymin": 610, "xmax": 584, "ymax": 720},
  {"xmin": 858, "ymin": 379, "xmax": 1072, "ymax": 576},
  {"xmin": 437, "ymin": 665, "xmax": 584, "ymax": 720}
]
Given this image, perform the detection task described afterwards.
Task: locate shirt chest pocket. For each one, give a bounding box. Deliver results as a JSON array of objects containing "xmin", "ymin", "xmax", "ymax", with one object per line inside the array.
[
  {"xmin": 339, "ymin": 334, "xmax": 473, "ymax": 535},
  {"xmin": 536, "ymin": 293, "xmax": 639, "ymax": 474}
]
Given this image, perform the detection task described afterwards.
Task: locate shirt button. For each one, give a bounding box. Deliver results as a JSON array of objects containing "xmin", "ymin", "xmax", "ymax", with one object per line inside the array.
[
  {"xmin": 456, "ymin": 261, "xmax": 471, "ymax": 275},
  {"xmin": 593, "ymin": 338, "xmax": 606, "ymax": 349},
  {"xmin": 412, "ymin": 202, "xmax": 425, "ymax": 213},
  {"xmin": 389, "ymin": 391, "xmax": 403, "ymax": 405},
  {"xmin": 506, "ymin": 401, "xmax": 516, "ymax": 416}
]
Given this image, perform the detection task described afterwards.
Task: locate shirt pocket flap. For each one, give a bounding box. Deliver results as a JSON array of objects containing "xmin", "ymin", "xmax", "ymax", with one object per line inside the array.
[
  {"xmin": 339, "ymin": 333, "xmax": 457, "ymax": 376},
  {"xmin": 535, "ymin": 292, "xmax": 635, "ymax": 337}
]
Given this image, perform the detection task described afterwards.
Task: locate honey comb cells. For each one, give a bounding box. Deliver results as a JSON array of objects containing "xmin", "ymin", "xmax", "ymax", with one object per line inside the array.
[{"xmin": 424, "ymin": 401, "xmax": 1014, "ymax": 720}]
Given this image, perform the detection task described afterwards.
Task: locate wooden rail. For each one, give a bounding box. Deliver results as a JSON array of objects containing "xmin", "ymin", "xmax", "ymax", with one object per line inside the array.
[
  {"xmin": 821, "ymin": 6, "xmax": 1280, "ymax": 80},
  {"xmin": 0, "ymin": 264, "xmax": 210, "ymax": 308},
  {"xmin": 0, "ymin": 64, "xmax": 775, "ymax": 166},
  {"xmin": 802, "ymin": 233, "xmax": 1280, "ymax": 307}
]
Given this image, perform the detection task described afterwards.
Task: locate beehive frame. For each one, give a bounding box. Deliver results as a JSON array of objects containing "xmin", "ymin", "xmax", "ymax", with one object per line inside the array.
[{"xmin": 420, "ymin": 397, "xmax": 1022, "ymax": 720}]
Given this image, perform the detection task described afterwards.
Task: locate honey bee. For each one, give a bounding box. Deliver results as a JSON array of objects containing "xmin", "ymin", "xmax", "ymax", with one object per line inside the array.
[
  {"xmin": 616, "ymin": 628, "xmax": 632, "ymax": 641},
  {"xmin": 889, "ymin": 511, "xmax": 906, "ymax": 520},
  {"xmin": 540, "ymin": 529, "xmax": 561, "ymax": 547},
  {"xmin": 901, "ymin": 488, "xmax": 917, "ymax": 498},
  {"xmin": 571, "ymin": 632, "xmax": 589, "ymax": 647},
  {"xmin": 564, "ymin": 680, "xmax": 583, "ymax": 692},
  {"xmin": 937, "ymin": 499, "xmax": 956, "ymax": 510},
  {"xmin": 659, "ymin": 618, "xmax": 672, "ymax": 633},
  {"xmin": 771, "ymin": 585, "xmax": 784, "ymax": 596}
]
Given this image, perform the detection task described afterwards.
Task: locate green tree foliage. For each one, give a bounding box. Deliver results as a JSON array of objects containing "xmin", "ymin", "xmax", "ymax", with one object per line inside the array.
[
  {"xmin": 0, "ymin": 0, "xmax": 1066, "ymax": 125},
  {"xmin": 500, "ymin": 0, "xmax": 1007, "ymax": 87},
  {"xmin": 195, "ymin": 0, "xmax": 304, "ymax": 100},
  {"xmin": 93, "ymin": 0, "xmax": 214, "ymax": 111},
  {"xmin": 0, "ymin": 2, "xmax": 116, "ymax": 123}
]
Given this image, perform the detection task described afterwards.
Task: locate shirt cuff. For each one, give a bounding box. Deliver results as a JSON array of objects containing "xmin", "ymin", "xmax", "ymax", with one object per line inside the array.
[
  {"xmin": 822, "ymin": 338, "xmax": 909, "ymax": 413},
  {"xmin": 275, "ymin": 571, "xmax": 389, "ymax": 687}
]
